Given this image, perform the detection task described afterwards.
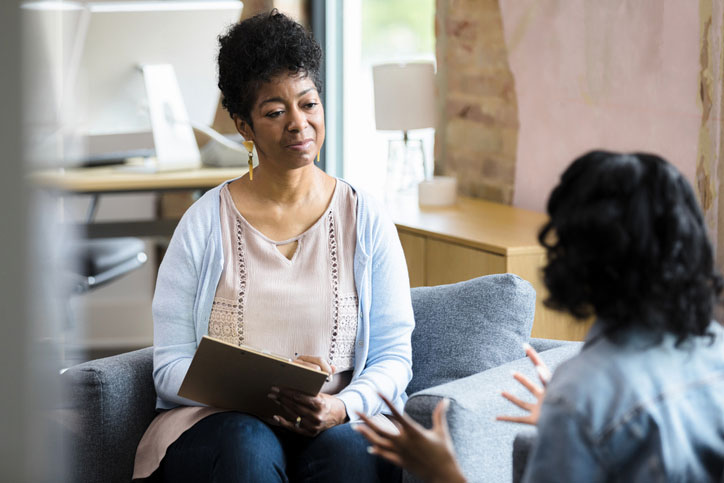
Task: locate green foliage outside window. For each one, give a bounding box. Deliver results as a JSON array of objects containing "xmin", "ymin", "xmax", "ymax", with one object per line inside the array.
[{"xmin": 361, "ymin": 0, "xmax": 435, "ymax": 59}]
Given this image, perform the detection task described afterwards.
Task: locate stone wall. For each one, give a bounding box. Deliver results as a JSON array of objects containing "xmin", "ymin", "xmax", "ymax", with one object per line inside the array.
[
  {"xmin": 435, "ymin": 0, "xmax": 519, "ymax": 203},
  {"xmin": 697, "ymin": 0, "xmax": 724, "ymax": 268}
]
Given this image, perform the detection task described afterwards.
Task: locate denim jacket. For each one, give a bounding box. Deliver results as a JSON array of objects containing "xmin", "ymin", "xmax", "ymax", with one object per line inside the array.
[
  {"xmin": 523, "ymin": 320, "xmax": 724, "ymax": 482},
  {"xmin": 151, "ymin": 178, "xmax": 414, "ymax": 420}
]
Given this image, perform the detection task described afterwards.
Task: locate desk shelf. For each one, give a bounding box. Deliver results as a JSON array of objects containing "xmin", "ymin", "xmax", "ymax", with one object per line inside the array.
[
  {"xmin": 30, "ymin": 165, "xmax": 247, "ymax": 238},
  {"xmin": 30, "ymin": 165, "xmax": 245, "ymax": 194}
]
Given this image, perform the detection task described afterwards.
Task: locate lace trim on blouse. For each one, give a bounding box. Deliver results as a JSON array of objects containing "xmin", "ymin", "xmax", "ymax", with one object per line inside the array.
[
  {"xmin": 328, "ymin": 211, "xmax": 340, "ymax": 363},
  {"xmin": 335, "ymin": 293, "xmax": 358, "ymax": 369},
  {"xmin": 208, "ymin": 297, "xmax": 239, "ymax": 346},
  {"xmin": 327, "ymin": 212, "xmax": 357, "ymax": 369},
  {"xmin": 235, "ymin": 218, "xmax": 247, "ymax": 346}
]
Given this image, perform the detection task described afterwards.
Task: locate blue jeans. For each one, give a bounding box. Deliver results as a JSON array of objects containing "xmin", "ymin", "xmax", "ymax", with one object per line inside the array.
[{"xmin": 159, "ymin": 412, "xmax": 401, "ymax": 483}]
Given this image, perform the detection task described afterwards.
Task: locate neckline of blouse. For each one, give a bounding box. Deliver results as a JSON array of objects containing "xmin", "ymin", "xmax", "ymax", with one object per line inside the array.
[{"xmin": 223, "ymin": 179, "xmax": 340, "ymax": 245}]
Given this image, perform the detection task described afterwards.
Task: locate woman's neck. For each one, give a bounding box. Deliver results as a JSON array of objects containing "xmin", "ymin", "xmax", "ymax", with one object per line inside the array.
[{"xmin": 245, "ymin": 163, "xmax": 330, "ymax": 206}]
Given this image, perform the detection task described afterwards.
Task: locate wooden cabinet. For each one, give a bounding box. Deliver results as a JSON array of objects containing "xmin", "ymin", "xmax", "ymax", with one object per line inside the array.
[{"xmin": 390, "ymin": 195, "xmax": 591, "ymax": 341}]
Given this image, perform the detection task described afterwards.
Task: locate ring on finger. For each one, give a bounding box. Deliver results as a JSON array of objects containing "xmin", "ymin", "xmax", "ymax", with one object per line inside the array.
[{"xmin": 294, "ymin": 416, "xmax": 302, "ymax": 428}]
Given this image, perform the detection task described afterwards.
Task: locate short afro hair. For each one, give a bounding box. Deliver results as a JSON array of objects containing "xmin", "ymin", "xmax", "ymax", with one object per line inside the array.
[
  {"xmin": 217, "ymin": 9, "xmax": 323, "ymax": 126},
  {"xmin": 539, "ymin": 150, "xmax": 722, "ymax": 345}
]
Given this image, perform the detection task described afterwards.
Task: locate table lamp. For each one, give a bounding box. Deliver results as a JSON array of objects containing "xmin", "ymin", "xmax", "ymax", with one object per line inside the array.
[{"xmin": 373, "ymin": 62, "xmax": 435, "ymax": 192}]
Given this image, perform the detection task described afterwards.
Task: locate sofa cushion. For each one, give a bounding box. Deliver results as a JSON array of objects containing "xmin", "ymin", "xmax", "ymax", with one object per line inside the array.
[
  {"xmin": 407, "ymin": 273, "xmax": 536, "ymax": 395},
  {"xmin": 403, "ymin": 342, "xmax": 583, "ymax": 483}
]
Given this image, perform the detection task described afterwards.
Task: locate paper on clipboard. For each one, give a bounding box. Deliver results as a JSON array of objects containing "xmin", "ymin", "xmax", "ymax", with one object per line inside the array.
[{"xmin": 178, "ymin": 336, "xmax": 329, "ymax": 420}]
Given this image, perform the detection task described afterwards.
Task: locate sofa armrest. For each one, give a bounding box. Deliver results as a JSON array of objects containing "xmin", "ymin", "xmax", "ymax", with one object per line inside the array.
[
  {"xmin": 61, "ymin": 347, "xmax": 156, "ymax": 483},
  {"xmin": 403, "ymin": 343, "xmax": 581, "ymax": 483}
]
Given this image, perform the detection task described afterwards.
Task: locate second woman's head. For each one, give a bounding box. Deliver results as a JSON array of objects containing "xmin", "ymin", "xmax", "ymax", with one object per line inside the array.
[
  {"xmin": 539, "ymin": 151, "xmax": 722, "ymax": 344},
  {"xmin": 218, "ymin": 10, "xmax": 324, "ymax": 170}
]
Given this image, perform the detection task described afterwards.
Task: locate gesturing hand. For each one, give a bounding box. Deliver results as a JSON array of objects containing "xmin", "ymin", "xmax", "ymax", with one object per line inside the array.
[
  {"xmin": 268, "ymin": 355, "xmax": 346, "ymax": 437},
  {"xmin": 353, "ymin": 394, "xmax": 467, "ymax": 483},
  {"xmin": 496, "ymin": 343, "xmax": 551, "ymax": 426}
]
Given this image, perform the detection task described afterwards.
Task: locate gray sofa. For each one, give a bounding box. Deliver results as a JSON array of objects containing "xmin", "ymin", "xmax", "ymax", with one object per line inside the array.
[{"xmin": 61, "ymin": 274, "xmax": 582, "ymax": 482}]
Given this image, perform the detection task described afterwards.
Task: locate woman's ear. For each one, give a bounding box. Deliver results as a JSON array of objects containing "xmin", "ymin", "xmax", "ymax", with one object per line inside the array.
[{"xmin": 233, "ymin": 114, "xmax": 253, "ymax": 141}]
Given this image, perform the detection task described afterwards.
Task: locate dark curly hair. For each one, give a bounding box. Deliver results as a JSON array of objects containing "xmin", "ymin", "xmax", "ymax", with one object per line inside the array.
[
  {"xmin": 217, "ymin": 9, "xmax": 322, "ymax": 127},
  {"xmin": 539, "ymin": 150, "xmax": 722, "ymax": 345}
]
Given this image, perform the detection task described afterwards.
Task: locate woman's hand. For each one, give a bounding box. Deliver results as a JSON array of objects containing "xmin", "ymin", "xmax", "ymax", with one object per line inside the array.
[
  {"xmin": 268, "ymin": 355, "xmax": 347, "ymax": 437},
  {"xmin": 353, "ymin": 394, "xmax": 467, "ymax": 483},
  {"xmin": 496, "ymin": 343, "xmax": 550, "ymax": 426}
]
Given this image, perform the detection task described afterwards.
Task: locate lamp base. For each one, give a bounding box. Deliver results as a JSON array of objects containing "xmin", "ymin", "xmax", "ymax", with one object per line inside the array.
[{"xmin": 385, "ymin": 138, "xmax": 425, "ymax": 194}]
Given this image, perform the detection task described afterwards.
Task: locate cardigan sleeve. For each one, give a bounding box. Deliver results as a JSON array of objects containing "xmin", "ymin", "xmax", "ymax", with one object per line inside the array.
[
  {"xmin": 337, "ymin": 197, "xmax": 415, "ymax": 419},
  {"xmin": 151, "ymin": 201, "xmax": 213, "ymax": 409}
]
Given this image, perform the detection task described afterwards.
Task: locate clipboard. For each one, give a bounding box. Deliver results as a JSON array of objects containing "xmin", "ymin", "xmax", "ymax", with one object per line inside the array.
[{"xmin": 178, "ymin": 336, "xmax": 330, "ymax": 419}]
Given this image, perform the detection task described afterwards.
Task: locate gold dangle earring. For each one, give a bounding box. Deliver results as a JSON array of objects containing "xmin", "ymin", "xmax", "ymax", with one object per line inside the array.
[
  {"xmin": 316, "ymin": 150, "xmax": 320, "ymax": 163},
  {"xmin": 243, "ymin": 140, "xmax": 254, "ymax": 181}
]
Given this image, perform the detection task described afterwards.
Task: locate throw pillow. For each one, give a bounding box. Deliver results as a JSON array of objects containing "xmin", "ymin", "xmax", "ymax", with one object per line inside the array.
[{"xmin": 407, "ymin": 273, "xmax": 536, "ymax": 395}]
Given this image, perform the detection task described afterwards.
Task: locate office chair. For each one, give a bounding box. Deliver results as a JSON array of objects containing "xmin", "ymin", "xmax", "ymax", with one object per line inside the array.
[
  {"xmin": 65, "ymin": 192, "xmax": 149, "ymax": 294},
  {"xmin": 61, "ymin": 236, "xmax": 148, "ymax": 369},
  {"xmin": 68, "ymin": 237, "xmax": 148, "ymax": 294}
]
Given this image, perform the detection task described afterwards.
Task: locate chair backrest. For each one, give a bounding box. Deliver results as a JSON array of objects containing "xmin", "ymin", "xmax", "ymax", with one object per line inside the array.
[
  {"xmin": 408, "ymin": 273, "xmax": 536, "ymax": 395},
  {"xmin": 61, "ymin": 347, "xmax": 156, "ymax": 482}
]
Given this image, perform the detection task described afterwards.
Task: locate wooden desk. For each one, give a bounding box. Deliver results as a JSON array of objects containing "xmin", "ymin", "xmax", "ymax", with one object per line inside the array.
[
  {"xmin": 389, "ymin": 195, "xmax": 590, "ymax": 341},
  {"xmin": 31, "ymin": 165, "xmax": 245, "ymax": 194},
  {"xmin": 31, "ymin": 165, "xmax": 246, "ymax": 238}
]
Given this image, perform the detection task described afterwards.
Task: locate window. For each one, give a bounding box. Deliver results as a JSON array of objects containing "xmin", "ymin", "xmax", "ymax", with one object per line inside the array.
[{"xmin": 341, "ymin": 0, "xmax": 435, "ymax": 197}]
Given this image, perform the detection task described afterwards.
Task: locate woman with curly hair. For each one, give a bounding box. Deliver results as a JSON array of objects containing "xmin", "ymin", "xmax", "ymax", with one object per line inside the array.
[
  {"xmin": 132, "ymin": 11, "xmax": 412, "ymax": 482},
  {"xmin": 356, "ymin": 151, "xmax": 724, "ymax": 481}
]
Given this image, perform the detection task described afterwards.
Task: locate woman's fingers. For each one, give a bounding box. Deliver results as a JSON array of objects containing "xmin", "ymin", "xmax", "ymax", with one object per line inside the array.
[
  {"xmin": 432, "ymin": 398, "xmax": 451, "ymax": 438},
  {"xmin": 274, "ymin": 387, "xmax": 322, "ymax": 412},
  {"xmin": 495, "ymin": 414, "xmax": 534, "ymax": 425},
  {"xmin": 535, "ymin": 365, "xmax": 552, "ymax": 386},
  {"xmin": 522, "ymin": 343, "xmax": 544, "ymax": 366},
  {"xmin": 368, "ymin": 446, "xmax": 404, "ymax": 467},
  {"xmin": 276, "ymin": 397, "xmax": 315, "ymax": 424},
  {"xmin": 499, "ymin": 353, "xmax": 547, "ymax": 426},
  {"xmin": 501, "ymin": 391, "xmax": 533, "ymax": 411},
  {"xmin": 293, "ymin": 359, "xmax": 322, "ymax": 371},
  {"xmin": 273, "ymin": 414, "xmax": 308, "ymax": 435},
  {"xmin": 276, "ymin": 398, "xmax": 320, "ymax": 425},
  {"xmin": 522, "ymin": 343, "xmax": 551, "ymax": 385},
  {"xmin": 273, "ymin": 412, "xmax": 323, "ymax": 437},
  {"xmin": 355, "ymin": 412, "xmax": 398, "ymax": 440},
  {"xmin": 512, "ymin": 371, "xmax": 543, "ymax": 397},
  {"xmin": 295, "ymin": 355, "xmax": 333, "ymax": 374},
  {"xmin": 269, "ymin": 388, "xmax": 323, "ymax": 425},
  {"xmin": 353, "ymin": 422, "xmax": 397, "ymax": 451},
  {"xmin": 378, "ymin": 393, "xmax": 419, "ymax": 433}
]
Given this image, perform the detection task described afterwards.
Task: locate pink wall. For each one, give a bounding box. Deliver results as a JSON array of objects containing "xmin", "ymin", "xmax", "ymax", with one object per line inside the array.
[{"xmin": 499, "ymin": 1, "xmax": 701, "ymax": 212}]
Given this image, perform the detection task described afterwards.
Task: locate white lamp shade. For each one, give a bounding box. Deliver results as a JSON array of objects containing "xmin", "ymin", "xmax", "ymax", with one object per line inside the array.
[{"xmin": 373, "ymin": 62, "xmax": 435, "ymax": 131}]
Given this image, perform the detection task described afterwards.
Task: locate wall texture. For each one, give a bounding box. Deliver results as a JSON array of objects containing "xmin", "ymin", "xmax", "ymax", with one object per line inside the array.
[
  {"xmin": 436, "ymin": 2, "xmax": 723, "ymax": 214},
  {"xmin": 435, "ymin": 0, "xmax": 724, "ymax": 270},
  {"xmin": 498, "ymin": 0, "xmax": 702, "ymax": 213},
  {"xmin": 435, "ymin": 0, "xmax": 519, "ymax": 203}
]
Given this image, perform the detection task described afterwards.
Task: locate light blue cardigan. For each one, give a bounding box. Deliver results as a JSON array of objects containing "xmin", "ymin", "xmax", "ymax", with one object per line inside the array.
[{"xmin": 152, "ymin": 178, "xmax": 415, "ymax": 420}]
